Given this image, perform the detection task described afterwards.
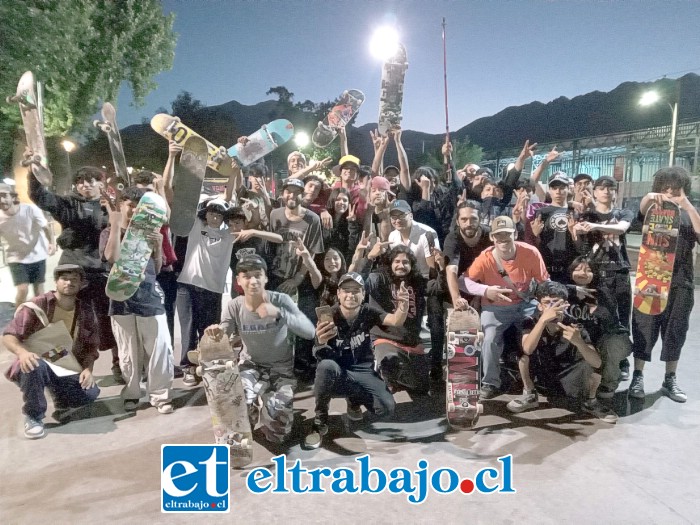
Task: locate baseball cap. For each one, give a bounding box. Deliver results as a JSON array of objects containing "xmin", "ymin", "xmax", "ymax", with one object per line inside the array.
[
  {"xmin": 475, "ymin": 167, "xmax": 494, "ymax": 178},
  {"xmin": 338, "ymin": 272, "xmax": 365, "ymax": 288},
  {"xmin": 203, "ymin": 197, "xmax": 230, "ymax": 214},
  {"xmin": 337, "ymin": 155, "xmax": 360, "ymax": 169},
  {"xmin": 390, "ymin": 199, "xmax": 412, "ymax": 215},
  {"xmin": 282, "ymin": 178, "xmax": 305, "ymax": 191},
  {"xmin": 548, "ymin": 172, "xmax": 570, "ymax": 187},
  {"xmin": 235, "ymin": 254, "xmax": 268, "ymax": 274},
  {"xmin": 54, "ymin": 264, "xmax": 86, "ymax": 280},
  {"xmin": 593, "ymin": 175, "xmax": 617, "ymax": 189},
  {"xmin": 0, "ymin": 183, "xmax": 16, "ymax": 194},
  {"xmin": 490, "ymin": 216, "xmax": 516, "ymax": 235},
  {"xmin": 370, "ymin": 176, "xmax": 395, "ymax": 194},
  {"xmin": 574, "ymin": 173, "xmax": 593, "ymax": 184},
  {"xmin": 383, "ymin": 165, "xmax": 399, "ymax": 175}
]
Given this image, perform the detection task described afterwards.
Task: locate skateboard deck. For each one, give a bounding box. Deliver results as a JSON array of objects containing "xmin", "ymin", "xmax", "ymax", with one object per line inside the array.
[
  {"xmin": 312, "ymin": 90, "xmax": 365, "ymax": 148},
  {"xmin": 94, "ymin": 102, "xmax": 130, "ymax": 186},
  {"xmin": 633, "ymin": 201, "xmax": 680, "ymax": 315},
  {"xmin": 6, "ymin": 71, "xmax": 52, "ymax": 186},
  {"xmin": 445, "ymin": 307, "xmax": 483, "ymax": 430},
  {"xmin": 150, "ymin": 114, "xmax": 235, "ymax": 179},
  {"xmin": 170, "ymin": 136, "xmax": 208, "ymax": 236},
  {"xmin": 189, "ymin": 335, "xmax": 253, "ymax": 469},
  {"xmin": 378, "ymin": 44, "xmax": 408, "ymax": 136},
  {"xmin": 105, "ymin": 191, "xmax": 168, "ymax": 302},
  {"xmin": 227, "ymin": 119, "xmax": 294, "ymax": 167}
]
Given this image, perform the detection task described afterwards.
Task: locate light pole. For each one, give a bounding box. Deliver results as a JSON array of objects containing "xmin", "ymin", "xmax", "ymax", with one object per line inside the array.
[
  {"xmin": 639, "ymin": 90, "xmax": 679, "ymax": 166},
  {"xmin": 62, "ymin": 139, "xmax": 76, "ymax": 175}
]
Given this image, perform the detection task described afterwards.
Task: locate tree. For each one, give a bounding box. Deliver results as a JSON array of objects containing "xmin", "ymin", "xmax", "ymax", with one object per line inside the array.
[
  {"xmin": 0, "ymin": 0, "xmax": 177, "ymax": 170},
  {"xmin": 266, "ymin": 86, "xmax": 294, "ymax": 105},
  {"xmin": 170, "ymin": 91, "xmax": 206, "ymax": 120}
]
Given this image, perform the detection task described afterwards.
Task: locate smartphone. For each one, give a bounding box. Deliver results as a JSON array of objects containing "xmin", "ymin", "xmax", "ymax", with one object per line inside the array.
[{"xmin": 315, "ymin": 305, "xmax": 334, "ymax": 324}]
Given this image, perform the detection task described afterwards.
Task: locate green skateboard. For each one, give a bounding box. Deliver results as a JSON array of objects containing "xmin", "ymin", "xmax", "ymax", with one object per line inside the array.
[
  {"xmin": 188, "ymin": 335, "xmax": 254, "ymax": 469},
  {"xmin": 94, "ymin": 102, "xmax": 130, "ymax": 186},
  {"xmin": 105, "ymin": 191, "xmax": 168, "ymax": 302},
  {"xmin": 227, "ymin": 119, "xmax": 294, "ymax": 167},
  {"xmin": 171, "ymin": 136, "xmax": 208, "ymax": 236},
  {"xmin": 6, "ymin": 71, "xmax": 52, "ymax": 186}
]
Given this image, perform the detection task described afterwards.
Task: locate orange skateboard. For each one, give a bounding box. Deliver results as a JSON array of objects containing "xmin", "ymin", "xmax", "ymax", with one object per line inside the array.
[{"xmin": 633, "ymin": 201, "xmax": 680, "ymax": 315}]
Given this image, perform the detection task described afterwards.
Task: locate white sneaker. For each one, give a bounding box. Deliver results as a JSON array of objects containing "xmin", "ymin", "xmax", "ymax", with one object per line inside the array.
[
  {"xmin": 506, "ymin": 390, "xmax": 539, "ymax": 413},
  {"xmin": 24, "ymin": 416, "xmax": 46, "ymax": 439},
  {"xmin": 157, "ymin": 403, "xmax": 174, "ymax": 414}
]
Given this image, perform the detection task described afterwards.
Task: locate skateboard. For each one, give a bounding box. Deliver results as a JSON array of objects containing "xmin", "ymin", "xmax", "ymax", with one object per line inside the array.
[
  {"xmin": 189, "ymin": 335, "xmax": 253, "ymax": 469},
  {"xmin": 94, "ymin": 102, "xmax": 130, "ymax": 186},
  {"xmin": 105, "ymin": 191, "xmax": 168, "ymax": 301},
  {"xmin": 378, "ymin": 44, "xmax": 408, "ymax": 136},
  {"xmin": 6, "ymin": 71, "xmax": 52, "ymax": 186},
  {"xmin": 170, "ymin": 136, "xmax": 208, "ymax": 236},
  {"xmin": 312, "ymin": 90, "xmax": 365, "ymax": 148},
  {"xmin": 150, "ymin": 114, "xmax": 235, "ymax": 179},
  {"xmin": 228, "ymin": 119, "xmax": 294, "ymax": 167},
  {"xmin": 445, "ymin": 307, "xmax": 483, "ymax": 429},
  {"xmin": 633, "ymin": 201, "xmax": 680, "ymax": 315}
]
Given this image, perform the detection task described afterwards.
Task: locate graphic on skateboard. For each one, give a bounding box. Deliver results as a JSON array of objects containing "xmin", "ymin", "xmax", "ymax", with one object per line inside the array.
[
  {"xmin": 94, "ymin": 102, "xmax": 130, "ymax": 186},
  {"xmin": 378, "ymin": 44, "xmax": 408, "ymax": 136},
  {"xmin": 189, "ymin": 334, "xmax": 253, "ymax": 469},
  {"xmin": 105, "ymin": 191, "xmax": 168, "ymax": 302},
  {"xmin": 445, "ymin": 307, "xmax": 483, "ymax": 429},
  {"xmin": 312, "ymin": 90, "xmax": 365, "ymax": 148},
  {"xmin": 633, "ymin": 201, "xmax": 680, "ymax": 315},
  {"xmin": 228, "ymin": 119, "xmax": 294, "ymax": 167},
  {"xmin": 170, "ymin": 136, "xmax": 208, "ymax": 236},
  {"xmin": 6, "ymin": 71, "xmax": 52, "ymax": 186},
  {"xmin": 150, "ymin": 114, "xmax": 235, "ymax": 179}
]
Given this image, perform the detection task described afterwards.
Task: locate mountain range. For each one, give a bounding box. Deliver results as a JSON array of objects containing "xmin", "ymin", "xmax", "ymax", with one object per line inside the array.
[{"xmin": 72, "ymin": 73, "xmax": 700, "ymax": 173}]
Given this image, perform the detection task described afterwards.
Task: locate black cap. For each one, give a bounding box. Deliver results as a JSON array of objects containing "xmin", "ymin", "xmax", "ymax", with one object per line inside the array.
[
  {"xmin": 475, "ymin": 167, "xmax": 494, "ymax": 178},
  {"xmin": 338, "ymin": 272, "xmax": 364, "ymax": 288},
  {"xmin": 574, "ymin": 173, "xmax": 593, "ymax": 184},
  {"xmin": 54, "ymin": 264, "xmax": 86, "ymax": 280},
  {"xmin": 282, "ymin": 178, "xmax": 305, "ymax": 191},
  {"xmin": 593, "ymin": 176, "xmax": 617, "ymax": 189},
  {"xmin": 235, "ymin": 254, "xmax": 267, "ymax": 274}
]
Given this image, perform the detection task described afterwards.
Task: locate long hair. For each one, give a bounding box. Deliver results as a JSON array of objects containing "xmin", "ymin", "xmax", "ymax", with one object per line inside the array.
[
  {"xmin": 381, "ymin": 245, "xmax": 420, "ymax": 282},
  {"xmin": 316, "ymin": 247, "xmax": 348, "ymax": 306},
  {"xmin": 326, "ymin": 187, "xmax": 351, "ymax": 215},
  {"xmin": 651, "ymin": 166, "xmax": 691, "ymax": 194}
]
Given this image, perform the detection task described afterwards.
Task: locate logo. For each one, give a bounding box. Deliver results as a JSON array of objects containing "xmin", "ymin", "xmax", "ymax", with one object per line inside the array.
[
  {"xmin": 246, "ymin": 454, "xmax": 515, "ymax": 504},
  {"xmin": 161, "ymin": 445, "xmax": 230, "ymax": 513}
]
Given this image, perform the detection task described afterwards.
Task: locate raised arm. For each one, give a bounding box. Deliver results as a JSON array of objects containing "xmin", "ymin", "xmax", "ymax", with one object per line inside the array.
[
  {"xmin": 162, "ymin": 140, "xmax": 182, "ymax": 205},
  {"xmin": 394, "ymin": 128, "xmax": 411, "ymax": 192},
  {"xmin": 370, "ymin": 129, "xmax": 389, "ymax": 178},
  {"xmin": 531, "ymin": 146, "xmax": 559, "ymax": 202}
]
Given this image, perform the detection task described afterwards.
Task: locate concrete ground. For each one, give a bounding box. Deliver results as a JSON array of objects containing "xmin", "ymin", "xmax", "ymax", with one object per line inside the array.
[{"xmin": 1, "ymin": 246, "xmax": 699, "ymax": 524}]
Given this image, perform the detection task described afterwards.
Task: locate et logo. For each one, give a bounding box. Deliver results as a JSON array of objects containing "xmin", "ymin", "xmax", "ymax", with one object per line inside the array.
[{"xmin": 161, "ymin": 445, "xmax": 230, "ymax": 513}]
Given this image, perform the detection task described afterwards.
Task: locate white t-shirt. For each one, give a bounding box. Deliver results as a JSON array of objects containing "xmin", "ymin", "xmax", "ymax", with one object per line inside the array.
[
  {"xmin": 388, "ymin": 221, "xmax": 440, "ymax": 278},
  {"xmin": 177, "ymin": 220, "xmax": 235, "ymax": 293},
  {"xmin": 0, "ymin": 204, "xmax": 49, "ymax": 264}
]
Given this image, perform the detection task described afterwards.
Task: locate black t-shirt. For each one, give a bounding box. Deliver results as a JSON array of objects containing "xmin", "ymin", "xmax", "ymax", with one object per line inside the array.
[
  {"xmin": 367, "ymin": 271, "xmax": 425, "ymax": 347},
  {"xmin": 565, "ymin": 285, "xmax": 624, "ymax": 344},
  {"xmin": 581, "ymin": 208, "xmax": 634, "ymax": 272},
  {"xmin": 329, "ymin": 303, "xmax": 387, "ymax": 366},
  {"xmin": 443, "ymin": 227, "xmax": 492, "ymax": 276},
  {"xmin": 229, "ymin": 236, "xmax": 269, "ymax": 271},
  {"xmin": 522, "ymin": 314, "xmax": 590, "ymax": 371},
  {"xmin": 529, "ymin": 205, "xmax": 579, "ymax": 281}
]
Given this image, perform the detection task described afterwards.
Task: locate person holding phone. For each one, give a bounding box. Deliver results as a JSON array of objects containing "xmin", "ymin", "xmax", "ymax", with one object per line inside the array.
[{"xmin": 305, "ymin": 272, "xmax": 409, "ymax": 449}]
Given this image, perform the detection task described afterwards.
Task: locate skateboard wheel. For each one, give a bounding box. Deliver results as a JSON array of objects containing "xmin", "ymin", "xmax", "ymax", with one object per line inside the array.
[
  {"xmin": 642, "ymin": 225, "xmax": 649, "ymax": 234},
  {"xmin": 670, "ymin": 228, "xmax": 679, "ymax": 237},
  {"xmin": 447, "ymin": 402, "xmax": 455, "ymax": 412},
  {"xmin": 477, "ymin": 403, "xmax": 483, "ymax": 414},
  {"xmin": 661, "ymin": 291, "xmax": 669, "ymax": 300},
  {"xmin": 225, "ymin": 360, "xmax": 235, "ymax": 370},
  {"xmin": 195, "ymin": 365, "xmax": 203, "ymax": 376},
  {"xmin": 633, "ymin": 287, "xmax": 640, "ymax": 296}
]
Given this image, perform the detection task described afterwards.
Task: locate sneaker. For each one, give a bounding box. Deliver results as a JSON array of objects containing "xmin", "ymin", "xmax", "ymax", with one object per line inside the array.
[
  {"xmin": 24, "ymin": 416, "xmax": 46, "ymax": 439},
  {"xmin": 619, "ymin": 359, "xmax": 630, "ymax": 382},
  {"xmin": 479, "ymin": 384, "xmax": 500, "ymax": 400},
  {"xmin": 111, "ymin": 364, "xmax": 126, "ymax": 385},
  {"xmin": 628, "ymin": 372, "xmax": 645, "ymax": 399},
  {"xmin": 596, "ymin": 386, "xmax": 615, "ymax": 399},
  {"xmin": 583, "ymin": 398, "xmax": 618, "ymax": 423},
  {"xmin": 346, "ymin": 401, "xmax": 363, "ymax": 422},
  {"xmin": 304, "ymin": 422, "xmax": 328, "ymax": 449},
  {"xmin": 124, "ymin": 399, "xmax": 139, "ymax": 411},
  {"xmin": 157, "ymin": 403, "xmax": 174, "ymax": 414},
  {"xmin": 661, "ymin": 373, "xmax": 687, "ymax": 403},
  {"xmin": 183, "ymin": 368, "xmax": 200, "ymax": 386},
  {"xmin": 506, "ymin": 390, "xmax": 539, "ymax": 413}
]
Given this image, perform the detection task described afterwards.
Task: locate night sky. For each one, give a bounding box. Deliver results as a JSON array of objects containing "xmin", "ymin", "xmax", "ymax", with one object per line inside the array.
[{"xmin": 116, "ymin": 0, "xmax": 700, "ymax": 135}]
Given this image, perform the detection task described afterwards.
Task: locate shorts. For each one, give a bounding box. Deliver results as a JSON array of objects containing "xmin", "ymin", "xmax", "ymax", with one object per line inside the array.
[{"xmin": 9, "ymin": 260, "xmax": 46, "ymax": 286}]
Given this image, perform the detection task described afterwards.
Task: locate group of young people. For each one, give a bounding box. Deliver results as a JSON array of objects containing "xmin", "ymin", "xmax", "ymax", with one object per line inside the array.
[{"xmin": 3, "ymin": 127, "xmax": 698, "ymax": 451}]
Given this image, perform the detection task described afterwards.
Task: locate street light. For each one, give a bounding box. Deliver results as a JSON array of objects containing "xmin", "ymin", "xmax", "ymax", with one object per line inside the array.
[
  {"xmin": 639, "ymin": 90, "xmax": 678, "ymax": 166},
  {"xmin": 369, "ymin": 25, "xmax": 399, "ymax": 60},
  {"xmin": 62, "ymin": 139, "xmax": 76, "ymax": 175},
  {"xmin": 294, "ymin": 131, "xmax": 310, "ymax": 148}
]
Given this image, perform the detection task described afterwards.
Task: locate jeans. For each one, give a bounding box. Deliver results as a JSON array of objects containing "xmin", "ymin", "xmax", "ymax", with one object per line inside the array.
[
  {"xmin": 481, "ymin": 300, "xmax": 536, "ymax": 389},
  {"xmin": 176, "ymin": 283, "xmax": 222, "ymax": 366},
  {"xmin": 16, "ymin": 360, "xmax": 100, "ymax": 420}
]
